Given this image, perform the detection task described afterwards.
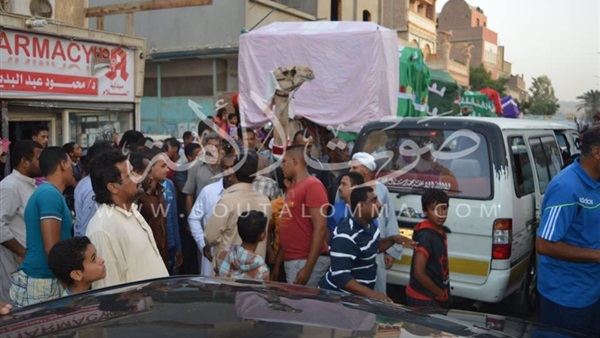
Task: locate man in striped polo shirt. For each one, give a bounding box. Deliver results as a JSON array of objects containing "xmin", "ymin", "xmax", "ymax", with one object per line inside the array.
[{"xmin": 319, "ymin": 186, "xmax": 409, "ymax": 302}]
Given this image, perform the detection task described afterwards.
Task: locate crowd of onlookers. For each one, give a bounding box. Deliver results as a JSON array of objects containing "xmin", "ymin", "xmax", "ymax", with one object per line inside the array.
[
  {"xmin": 2, "ymin": 117, "xmax": 599, "ymax": 337},
  {"xmin": 0, "ymin": 120, "xmax": 418, "ymax": 310}
]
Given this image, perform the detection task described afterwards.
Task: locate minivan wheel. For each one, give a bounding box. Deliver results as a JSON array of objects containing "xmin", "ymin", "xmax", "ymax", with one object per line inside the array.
[{"xmin": 512, "ymin": 253, "xmax": 538, "ymax": 315}]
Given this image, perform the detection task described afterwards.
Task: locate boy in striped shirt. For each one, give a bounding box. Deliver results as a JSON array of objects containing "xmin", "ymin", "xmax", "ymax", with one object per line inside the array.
[{"xmin": 216, "ymin": 211, "xmax": 270, "ymax": 281}]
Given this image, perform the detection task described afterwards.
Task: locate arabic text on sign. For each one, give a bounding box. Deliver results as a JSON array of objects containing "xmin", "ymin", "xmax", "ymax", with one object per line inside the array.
[{"xmin": 0, "ymin": 69, "xmax": 98, "ymax": 96}]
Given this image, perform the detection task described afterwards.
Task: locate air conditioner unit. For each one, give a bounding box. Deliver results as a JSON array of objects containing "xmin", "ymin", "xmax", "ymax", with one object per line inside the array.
[{"xmin": 10, "ymin": 0, "xmax": 56, "ymax": 20}]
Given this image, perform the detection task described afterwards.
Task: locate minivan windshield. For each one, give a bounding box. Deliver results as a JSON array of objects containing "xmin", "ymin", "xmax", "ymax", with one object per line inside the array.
[{"xmin": 359, "ymin": 128, "xmax": 491, "ymax": 199}]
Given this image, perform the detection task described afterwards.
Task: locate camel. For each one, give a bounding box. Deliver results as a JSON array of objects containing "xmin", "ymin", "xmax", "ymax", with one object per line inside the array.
[{"xmin": 267, "ymin": 65, "xmax": 315, "ymax": 155}]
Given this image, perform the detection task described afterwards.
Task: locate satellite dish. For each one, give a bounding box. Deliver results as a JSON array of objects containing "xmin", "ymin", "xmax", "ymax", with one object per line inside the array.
[{"xmin": 29, "ymin": 0, "xmax": 53, "ymax": 18}]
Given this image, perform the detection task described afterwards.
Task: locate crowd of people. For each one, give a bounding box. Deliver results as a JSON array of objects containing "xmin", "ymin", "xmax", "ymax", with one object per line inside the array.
[
  {"xmin": 0, "ymin": 119, "xmax": 419, "ymax": 311},
  {"xmin": 1, "ymin": 116, "xmax": 599, "ymax": 337}
]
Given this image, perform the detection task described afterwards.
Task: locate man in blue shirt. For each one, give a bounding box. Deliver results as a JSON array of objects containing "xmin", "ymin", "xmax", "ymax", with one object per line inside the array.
[
  {"xmin": 163, "ymin": 178, "xmax": 182, "ymax": 274},
  {"xmin": 536, "ymin": 126, "xmax": 600, "ymax": 337},
  {"xmin": 74, "ymin": 141, "xmax": 113, "ymax": 237},
  {"xmin": 10, "ymin": 147, "xmax": 76, "ymax": 307},
  {"xmin": 327, "ymin": 172, "xmax": 364, "ymax": 236},
  {"xmin": 319, "ymin": 186, "xmax": 407, "ymax": 302}
]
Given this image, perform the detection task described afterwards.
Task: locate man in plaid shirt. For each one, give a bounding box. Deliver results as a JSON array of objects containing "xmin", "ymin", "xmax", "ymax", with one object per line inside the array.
[{"xmin": 216, "ymin": 211, "xmax": 270, "ymax": 281}]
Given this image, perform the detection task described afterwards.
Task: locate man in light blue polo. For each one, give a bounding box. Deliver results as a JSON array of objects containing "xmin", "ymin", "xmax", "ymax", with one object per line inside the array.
[
  {"xmin": 73, "ymin": 141, "xmax": 114, "ymax": 237},
  {"xmin": 536, "ymin": 126, "xmax": 600, "ymax": 337}
]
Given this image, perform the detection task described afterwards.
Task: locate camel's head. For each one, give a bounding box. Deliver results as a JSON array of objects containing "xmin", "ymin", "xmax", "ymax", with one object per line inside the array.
[{"xmin": 274, "ymin": 65, "xmax": 315, "ymax": 92}]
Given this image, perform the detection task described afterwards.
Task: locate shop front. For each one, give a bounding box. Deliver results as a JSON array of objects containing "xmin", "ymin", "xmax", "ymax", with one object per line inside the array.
[{"xmin": 0, "ymin": 13, "xmax": 145, "ymax": 147}]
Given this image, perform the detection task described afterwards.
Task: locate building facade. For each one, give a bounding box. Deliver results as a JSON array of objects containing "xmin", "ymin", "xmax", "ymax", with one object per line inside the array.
[
  {"xmin": 437, "ymin": 0, "xmax": 509, "ymax": 79},
  {"xmin": 0, "ymin": 2, "xmax": 144, "ymax": 148},
  {"xmin": 427, "ymin": 31, "xmax": 470, "ymax": 87},
  {"xmin": 507, "ymin": 74, "xmax": 529, "ymax": 103},
  {"xmin": 85, "ymin": 0, "xmax": 446, "ymax": 135},
  {"xmin": 87, "ymin": 0, "xmax": 332, "ymax": 136},
  {"xmin": 379, "ymin": 0, "xmax": 437, "ymax": 59}
]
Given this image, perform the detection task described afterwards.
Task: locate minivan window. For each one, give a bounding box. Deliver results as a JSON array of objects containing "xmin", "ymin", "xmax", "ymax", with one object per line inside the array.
[
  {"xmin": 528, "ymin": 137, "xmax": 562, "ymax": 193},
  {"xmin": 541, "ymin": 136, "xmax": 562, "ymax": 177},
  {"xmin": 509, "ymin": 136, "xmax": 535, "ymax": 196},
  {"xmin": 529, "ymin": 138, "xmax": 550, "ymax": 193},
  {"xmin": 571, "ymin": 131, "xmax": 581, "ymax": 150},
  {"xmin": 555, "ymin": 133, "xmax": 568, "ymax": 154},
  {"xmin": 361, "ymin": 129, "xmax": 491, "ymax": 199}
]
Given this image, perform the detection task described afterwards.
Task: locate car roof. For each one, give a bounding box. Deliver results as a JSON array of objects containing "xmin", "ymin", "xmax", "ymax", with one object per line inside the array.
[
  {"xmin": 0, "ymin": 276, "xmax": 587, "ymax": 338},
  {"xmin": 461, "ymin": 117, "xmax": 576, "ymax": 130},
  {"xmin": 368, "ymin": 116, "xmax": 577, "ymax": 131}
]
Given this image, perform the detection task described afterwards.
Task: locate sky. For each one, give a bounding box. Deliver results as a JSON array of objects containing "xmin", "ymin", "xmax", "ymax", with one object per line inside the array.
[{"xmin": 436, "ymin": 0, "xmax": 600, "ymax": 102}]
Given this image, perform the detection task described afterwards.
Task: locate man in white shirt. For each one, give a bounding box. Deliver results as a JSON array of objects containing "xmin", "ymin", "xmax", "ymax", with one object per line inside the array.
[
  {"xmin": 86, "ymin": 150, "xmax": 168, "ymax": 289},
  {"xmin": 188, "ymin": 155, "xmax": 235, "ymax": 276},
  {"xmin": 0, "ymin": 141, "xmax": 42, "ymax": 302}
]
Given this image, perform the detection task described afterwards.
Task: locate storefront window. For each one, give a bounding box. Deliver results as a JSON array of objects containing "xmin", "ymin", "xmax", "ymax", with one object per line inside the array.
[{"xmin": 69, "ymin": 112, "xmax": 131, "ymax": 148}]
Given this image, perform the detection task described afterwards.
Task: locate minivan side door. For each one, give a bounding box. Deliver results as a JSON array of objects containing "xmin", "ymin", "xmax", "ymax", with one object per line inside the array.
[{"xmin": 526, "ymin": 135, "xmax": 563, "ymax": 221}]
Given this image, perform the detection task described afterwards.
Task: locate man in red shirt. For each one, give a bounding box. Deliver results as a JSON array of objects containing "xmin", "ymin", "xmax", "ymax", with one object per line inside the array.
[{"xmin": 273, "ymin": 145, "xmax": 330, "ymax": 286}]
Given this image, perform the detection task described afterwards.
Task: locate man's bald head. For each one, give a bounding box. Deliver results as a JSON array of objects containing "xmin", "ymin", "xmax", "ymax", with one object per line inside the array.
[
  {"xmin": 285, "ymin": 144, "xmax": 306, "ymax": 164},
  {"xmin": 282, "ymin": 144, "xmax": 307, "ymax": 180}
]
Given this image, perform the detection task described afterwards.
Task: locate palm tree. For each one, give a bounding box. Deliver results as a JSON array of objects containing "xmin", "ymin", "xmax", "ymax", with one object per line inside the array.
[{"xmin": 576, "ymin": 89, "xmax": 600, "ymax": 122}]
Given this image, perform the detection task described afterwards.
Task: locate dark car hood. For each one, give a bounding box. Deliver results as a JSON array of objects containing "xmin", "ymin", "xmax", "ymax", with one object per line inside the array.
[{"xmin": 0, "ymin": 276, "xmax": 590, "ymax": 337}]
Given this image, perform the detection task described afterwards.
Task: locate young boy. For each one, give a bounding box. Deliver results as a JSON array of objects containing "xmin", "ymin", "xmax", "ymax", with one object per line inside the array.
[
  {"xmin": 216, "ymin": 211, "xmax": 270, "ymax": 281},
  {"xmin": 406, "ymin": 189, "xmax": 451, "ymax": 308},
  {"xmin": 48, "ymin": 236, "xmax": 106, "ymax": 296},
  {"xmin": 62, "ymin": 142, "xmax": 84, "ymax": 182}
]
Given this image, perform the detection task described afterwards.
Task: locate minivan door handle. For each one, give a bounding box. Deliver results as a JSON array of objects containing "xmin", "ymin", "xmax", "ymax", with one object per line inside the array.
[{"xmin": 526, "ymin": 220, "xmax": 538, "ymax": 232}]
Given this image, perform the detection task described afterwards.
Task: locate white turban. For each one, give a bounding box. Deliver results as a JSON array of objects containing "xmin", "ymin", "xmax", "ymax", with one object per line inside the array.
[{"xmin": 351, "ymin": 152, "xmax": 376, "ymax": 172}]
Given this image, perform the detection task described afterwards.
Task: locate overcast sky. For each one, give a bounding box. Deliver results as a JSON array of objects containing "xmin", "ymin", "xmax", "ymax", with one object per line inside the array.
[{"xmin": 436, "ymin": 0, "xmax": 600, "ymax": 102}]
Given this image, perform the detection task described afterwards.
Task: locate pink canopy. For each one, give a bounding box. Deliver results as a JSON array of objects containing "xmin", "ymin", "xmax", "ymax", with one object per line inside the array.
[{"xmin": 238, "ymin": 21, "xmax": 399, "ymax": 132}]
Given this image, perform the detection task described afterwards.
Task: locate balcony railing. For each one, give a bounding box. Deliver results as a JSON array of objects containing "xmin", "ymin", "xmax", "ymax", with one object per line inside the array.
[{"xmin": 407, "ymin": 11, "xmax": 436, "ymax": 34}]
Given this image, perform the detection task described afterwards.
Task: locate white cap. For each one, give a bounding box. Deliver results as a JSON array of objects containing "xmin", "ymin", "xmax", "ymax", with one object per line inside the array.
[{"xmin": 351, "ymin": 152, "xmax": 376, "ymax": 172}]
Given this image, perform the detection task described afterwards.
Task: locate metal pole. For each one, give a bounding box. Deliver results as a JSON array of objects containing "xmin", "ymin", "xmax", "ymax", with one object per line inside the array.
[
  {"xmin": 62, "ymin": 110, "xmax": 70, "ymax": 145},
  {"xmin": 2, "ymin": 101, "xmax": 10, "ymax": 177},
  {"xmin": 1, "ymin": 101, "xmax": 8, "ymax": 140},
  {"xmin": 212, "ymin": 59, "xmax": 218, "ymax": 99},
  {"xmin": 378, "ymin": 0, "xmax": 382, "ymax": 25},
  {"xmin": 157, "ymin": 63, "xmax": 162, "ymax": 132}
]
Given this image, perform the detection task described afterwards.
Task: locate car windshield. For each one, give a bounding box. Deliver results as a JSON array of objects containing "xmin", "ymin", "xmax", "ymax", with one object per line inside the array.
[{"xmin": 360, "ymin": 128, "xmax": 492, "ymax": 199}]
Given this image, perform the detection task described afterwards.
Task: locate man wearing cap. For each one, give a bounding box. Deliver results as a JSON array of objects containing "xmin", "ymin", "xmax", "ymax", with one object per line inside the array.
[
  {"xmin": 350, "ymin": 152, "xmax": 415, "ymax": 294},
  {"xmin": 204, "ymin": 149, "xmax": 272, "ymax": 273}
]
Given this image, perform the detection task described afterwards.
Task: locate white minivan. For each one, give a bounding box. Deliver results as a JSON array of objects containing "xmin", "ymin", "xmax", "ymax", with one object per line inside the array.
[{"xmin": 352, "ymin": 117, "xmax": 567, "ymax": 313}]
